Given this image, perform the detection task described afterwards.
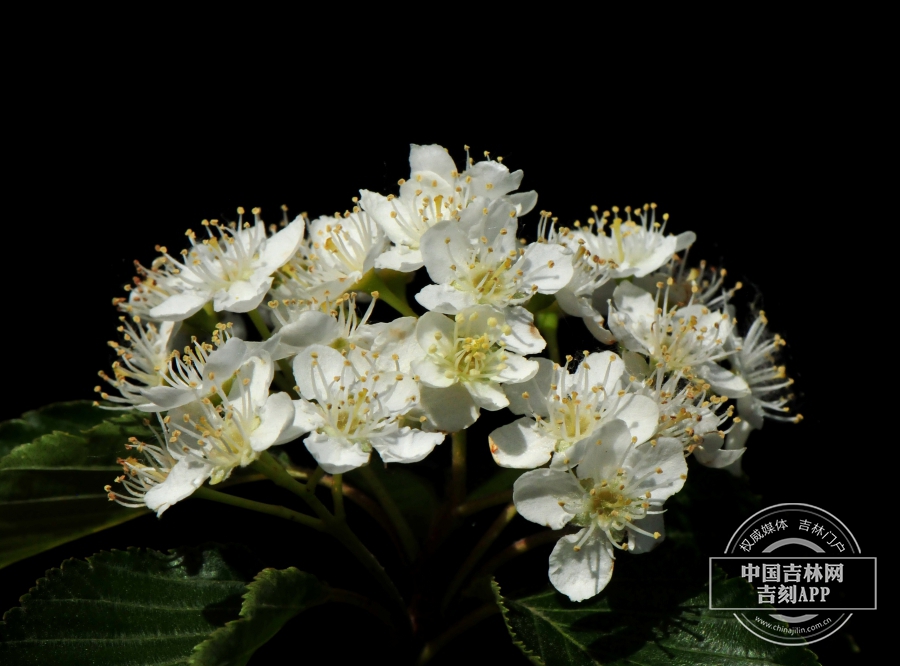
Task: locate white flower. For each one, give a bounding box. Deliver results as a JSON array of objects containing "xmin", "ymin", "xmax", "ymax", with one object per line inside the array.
[
  {"xmin": 513, "ymin": 436, "xmax": 687, "ymax": 601},
  {"xmin": 147, "ymin": 208, "xmax": 305, "ymax": 321},
  {"xmin": 415, "ymin": 199, "xmax": 573, "ymax": 315},
  {"xmin": 412, "ymin": 306, "xmax": 541, "ymax": 432},
  {"xmin": 625, "ymin": 358, "xmax": 743, "ymax": 468},
  {"xmin": 489, "ymin": 353, "xmax": 659, "ymax": 469},
  {"xmin": 545, "ymin": 205, "xmax": 695, "ymax": 344},
  {"xmin": 137, "ymin": 334, "xmax": 252, "ymax": 412},
  {"xmin": 261, "ymin": 293, "xmax": 422, "ymax": 375},
  {"xmin": 729, "ymin": 311, "xmax": 799, "ymax": 429},
  {"xmin": 571, "ymin": 204, "xmax": 695, "ymax": 280},
  {"xmin": 289, "ymin": 345, "xmax": 444, "ymax": 474},
  {"xmin": 96, "ymin": 316, "xmax": 177, "ymax": 410},
  {"xmin": 544, "ymin": 216, "xmax": 616, "ymax": 345},
  {"xmin": 361, "ymin": 144, "xmax": 537, "ymax": 273},
  {"xmin": 261, "ymin": 293, "xmax": 377, "ymax": 359},
  {"xmin": 108, "ymin": 352, "xmax": 296, "ymax": 515},
  {"xmin": 113, "ymin": 257, "xmax": 178, "ymax": 321},
  {"xmin": 275, "ymin": 209, "xmax": 387, "ymax": 307},
  {"xmin": 633, "ymin": 259, "xmax": 739, "ymax": 312},
  {"xmin": 722, "ymin": 311, "xmax": 801, "ymax": 463},
  {"xmin": 608, "ymin": 282, "xmax": 749, "ymax": 398}
]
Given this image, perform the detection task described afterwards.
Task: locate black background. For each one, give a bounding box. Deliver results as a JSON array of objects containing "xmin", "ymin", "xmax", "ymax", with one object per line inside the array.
[{"xmin": 1, "ymin": 62, "xmax": 884, "ymax": 664}]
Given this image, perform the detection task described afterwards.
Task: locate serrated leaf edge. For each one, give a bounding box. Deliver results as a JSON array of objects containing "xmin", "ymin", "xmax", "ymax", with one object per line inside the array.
[
  {"xmin": 490, "ymin": 577, "xmax": 544, "ymax": 666},
  {"xmin": 188, "ymin": 567, "xmax": 329, "ymax": 666}
]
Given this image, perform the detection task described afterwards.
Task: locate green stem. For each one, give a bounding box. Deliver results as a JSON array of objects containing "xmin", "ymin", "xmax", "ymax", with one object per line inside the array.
[
  {"xmin": 247, "ymin": 309, "xmax": 273, "ymax": 340},
  {"xmin": 535, "ymin": 305, "xmax": 560, "ymax": 363},
  {"xmin": 252, "ymin": 453, "xmax": 409, "ymax": 628},
  {"xmin": 332, "ymin": 473, "xmax": 345, "ymax": 521},
  {"xmin": 359, "ymin": 465, "xmax": 419, "ymax": 561},
  {"xmin": 193, "ymin": 486, "xmax": 324, "ymax": 531},
  {"xmin": 450, "ymin": 430, "xmax": 467, "ymax": 507},
  {"xmin": 306, "ymin": 466, "xmax": 326, "ymax": 493},
  {"xmin": 455, "ymin": 490, "xmax": 513, "ymax": 517},
  {"xmin": 252, "ymin": 454, "xmax": 332, "ymax": 521},
  {"xmin": 441, "ymin": 503, "xmax": 517, "ymax": 612},
  {"xmin": 417, "ymin": 603, "xmax": 500, "ymax": 665},
  {"xmin": 352, "ymin": 268, "xmax": 417, "ymax": 318}
]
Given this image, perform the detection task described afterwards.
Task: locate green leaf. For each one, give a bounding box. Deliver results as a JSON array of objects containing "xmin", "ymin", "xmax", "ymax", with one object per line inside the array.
[
  {"xmin": 346, "ymin": 462, "xmax": 438, "ymax": 542},
  {"xmin": 0, "ymin": 407, "xmax": 154, "ymax": 568},
  {"xmin": 190, "ymin": 568, "xmax": 330, "ymax": 666},
  {"xmin": 0, "ymin": 544, "xmax": 262, "ymax": 665},
  {"xmin": 494, "ymin": 547, "xmax": 821, "ymax": 666},
  {"xmin": 0, "ymin": 401, "xmax": 110, "ymax": 459}
]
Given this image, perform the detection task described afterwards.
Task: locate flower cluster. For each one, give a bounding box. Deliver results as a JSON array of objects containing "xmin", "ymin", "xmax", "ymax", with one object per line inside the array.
[{"xmin": 100, "ymin": 144, "xmax": 799, "ymax": 600}]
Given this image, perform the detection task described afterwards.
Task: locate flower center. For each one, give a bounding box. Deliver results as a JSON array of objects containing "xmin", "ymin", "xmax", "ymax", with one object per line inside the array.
[{"xmin": 573, "ymin": 473, "xmax": 648, "ymax": 542}]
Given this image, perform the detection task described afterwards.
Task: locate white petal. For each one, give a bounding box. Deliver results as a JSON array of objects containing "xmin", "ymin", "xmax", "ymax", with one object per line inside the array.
[
  {"xmin": 204, "ymin": 338, "xmax": 250, "ymax": 385},
  {"xmin": 293, "ymin": 345, "xmax": 345, "ymax": 403},
  {"xmin": 259, "ymin": 218, "xmax": 306, "ymax": 270},
  {"xmin": 696, "ymin": 362, "xmax": 751, "ymax": 398},
  {"xmin": 370, "ymin": 427, "xmax": 445, "ymax": 464},
  {"xmin": 145, "ymin": 458, "xmax": 212, "ymax": 516},
  {"xmin": 149, "ymin": 291, "xmax": 210, "ymax": 321},
  {"xmin": 674, "ymin": 231, "xmax": 697, "ymax": 253},
  {"xmin": 418, "ymin": 384, "xmax": 479, "ymax": 432},
  {"xmin": 496, "ymin": 354, "xmax": 539, "ymax": 384},
  {"xmin": 489, "ymin": 418, "xmax": 556, "ymax": 469},
  {"xmin": 502, "ymin": 306, "xmax": 545, "ymax": 355},
  {"xmin": 612, "ymin": 281, "xmax": 657, "ymax": 319},
  {"xmin": 420, "ymin": 221, "xmax": 469, "ymax": 285},
  {"xmin": 229, "ymin": 353, "xmax": 274, "ymax": 406},
  {"xmin": 626, "ymin": 437, "xmax": 688, "ymax": 500},
  {"xmin": 360, "ymin": 190, "xmax": 407, "ymax": 245},
  {"xmin": 411, "ymin": 357, "xmax": 456, "ymax": 388},
  {"xmin": 519, "ymin": 243, "xmax": 574, "ymax": 295},
  {"xmin": 138, "ymin": 385, "xmax": 194, "ymax": 412},
  {"xmin": 272, "ymin": 312, "xmax": 341, "ymax": 356},
  {"xmin": 627, "ymin": 235, "xmax": 677, "ymax": 278},
  {"xmin": 554, "ymin": 287, "xmax": 585, "ymax": 318},
  {"xmin": 213, "ymin": 276, "xmax": 272, "ymax": 313},
  {"xmin": 736, "ymin": 396, "xmax": 765, "ymax": 430},
  {"xmin": 584, "ymin": 313, "xmax": 617, "ymax": 345},
  {"xmin": 304, "ymin": 431, "xmax": 370, "ymax": 474},
  {"xmin": 504, "ymin": 357, "xmax": 554, "ymax": 417},
  {"xmin": 371, "ymin": 317, "xmax": 420, "ymax": 370},
  {"xmin": 465, "ymin": 380, "xmax": 509, "ymax": 411},
  {"xmin": 569, "ymin": 419, "xmax": 634, "ymax": 474},
  {"xmin": 609, "ymin": 394, "xmax": 660, "ymax": 445},
  {"xmin": 415, "ymin": 284, "xmax": 476, "ymax": 315},
  {"xmin": 575, "ymin": 351, "xmax": 625, "ymax": 395},
  {"xmin": 415, "ymin": 311, "xmax": 455, "ymax": 356},
  {"xmin": 409, "ymin": 144, "xmax": 457, "ymax": 181},
  {"xmin": 507, "ymin": 191, "xmax": 538, "ymax": 216},
  {"xmin": 512, "ymin": 468, "xmax": 581, "ymax": 529},
  {"xmin": 465, "ymin": 161, "xmax": 523, "ymax": 198},
  {"xmin": 376, "ymin": 375, "xmax": 420, "ymax": 415},
  {"xmin": 278, "ymin": 399, "xmax": 325, "ymax": 443},
  {"xmin": 549, "ymin": 531, "xmax": 614, "ymax": 602},
  {"xmin": 250, "ymin": 392, "xmax": 295, "ymax": 452},
  {"xmin": 694, "ymin": 433, "xmax": 746, "ymax": 468},
  {"xmin": 375, "ymin": 246, "xmax": 424, "ymax": 273}
]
